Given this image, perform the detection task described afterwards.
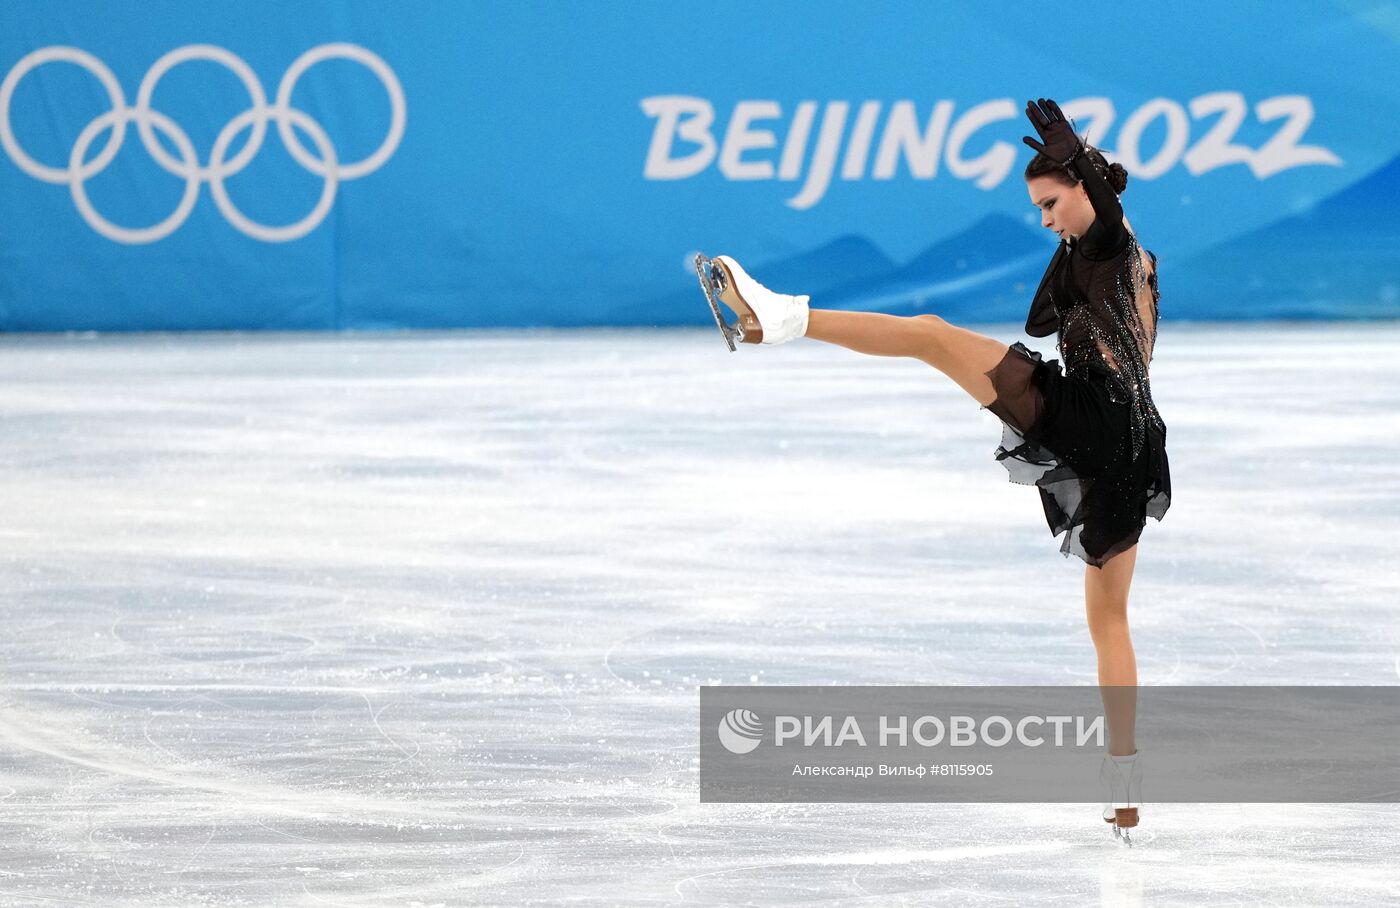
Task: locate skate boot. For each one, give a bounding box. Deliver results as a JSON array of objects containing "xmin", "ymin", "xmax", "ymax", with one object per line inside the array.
[
  {"xmin": 694, "ymin": 253, "xmax": 809, "ymax": 351},
  {"xmin": 1100, "ymin": 751, "xmax": 1143, "ymax": 846}
]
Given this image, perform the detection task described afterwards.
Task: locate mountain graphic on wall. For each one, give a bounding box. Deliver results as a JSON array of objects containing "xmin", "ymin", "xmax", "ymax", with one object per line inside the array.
[
  {"xmin": 815, "ymin": 213, "xmax": 1051, "ymax": 322},
  {"xmin": 630, "ymin": 213, "xmax": 1056, "ymax": 328},
  {"xmin": 1165, "ymin": 154, "xmax": 1400, "ymax": 319}
]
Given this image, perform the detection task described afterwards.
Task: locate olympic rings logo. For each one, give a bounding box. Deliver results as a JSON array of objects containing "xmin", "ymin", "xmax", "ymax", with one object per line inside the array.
[{"xmin": 0, "ymin": 43, "xmax": 405, "ymax": 244}]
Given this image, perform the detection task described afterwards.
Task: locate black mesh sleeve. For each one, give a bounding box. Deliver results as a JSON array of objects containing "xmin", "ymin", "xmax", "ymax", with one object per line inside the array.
[
  {"xmin": 1024, "ymin": 244, "xmax": 1065, "ymax": 337},
  {"xmin": 1068, "ymin": 152, "xmax": 1126, "ymax": 251}
]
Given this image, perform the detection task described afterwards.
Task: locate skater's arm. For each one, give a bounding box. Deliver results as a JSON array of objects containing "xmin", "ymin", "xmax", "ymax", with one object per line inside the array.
[{"xmin": 1067, "ymin": 153, "xmax": 1124, "ymax": 245}]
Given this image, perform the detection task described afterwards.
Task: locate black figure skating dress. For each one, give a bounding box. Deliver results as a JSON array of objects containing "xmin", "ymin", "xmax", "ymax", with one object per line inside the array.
[{"xmin": 982, "ymin": 166, "xmax": 1171, "ymax": 567}]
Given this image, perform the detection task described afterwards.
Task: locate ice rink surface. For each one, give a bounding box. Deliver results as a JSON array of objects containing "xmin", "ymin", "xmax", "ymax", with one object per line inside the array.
[{"xmin": 0, "ymin": 323, "xmax": 1396, "ymax": 906}]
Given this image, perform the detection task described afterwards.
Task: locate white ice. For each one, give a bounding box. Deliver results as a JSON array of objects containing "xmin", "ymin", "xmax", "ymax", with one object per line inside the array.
[{"xmin": 0, "ymin": 323, "xmax": 1396, "ymax": 906}]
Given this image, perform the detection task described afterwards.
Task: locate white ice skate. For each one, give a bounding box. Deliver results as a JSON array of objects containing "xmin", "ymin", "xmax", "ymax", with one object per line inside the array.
[
  {"xmin": 1100, "ymin": 751, "xmax": 1143, "ymax": 846},
  {"xmin": 693, "ymin": 253, "xmax": 810, "ymax": 351}
]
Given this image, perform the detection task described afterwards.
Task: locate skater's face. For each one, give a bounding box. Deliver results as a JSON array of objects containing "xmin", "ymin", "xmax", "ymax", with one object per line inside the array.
[{"xmin": 1026, "ymin": 175, "xmax": 1095, "ymax": 244}]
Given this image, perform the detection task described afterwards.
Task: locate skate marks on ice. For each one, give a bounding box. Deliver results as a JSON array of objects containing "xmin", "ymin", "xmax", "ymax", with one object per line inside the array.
[
  {"xmin": 672, "ymin": 840, "xmax": 1069, "ymax": 899},
  {"xmin": 664, "ymin": 802, "xmax": 1400, "ymax": 905},
  {"xmin": 0, "ymin": 689, "xmax": 525, "ymax": 825},
  {"xmin": 0, "ymin": 327, "xmax": 1395, "ymax": 904}
]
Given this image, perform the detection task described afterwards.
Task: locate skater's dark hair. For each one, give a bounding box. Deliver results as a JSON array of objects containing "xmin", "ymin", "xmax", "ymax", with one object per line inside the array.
[{"xmin": 1024, "ymin": 142, "xmax": 1128, "ymax": 195}]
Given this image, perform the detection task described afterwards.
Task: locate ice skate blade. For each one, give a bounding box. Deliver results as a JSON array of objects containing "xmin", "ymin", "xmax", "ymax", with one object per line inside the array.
[
  {"xmin": 709, "ymin": 256, "xmax": 764, "ymax": 345},
  {"xmin": 693, "ymin": 254, "xmax": 739, "ymax": 351},
  {"xmin": 1105, "ymin": 806, "xmax": 1138, "ymax": 847}
]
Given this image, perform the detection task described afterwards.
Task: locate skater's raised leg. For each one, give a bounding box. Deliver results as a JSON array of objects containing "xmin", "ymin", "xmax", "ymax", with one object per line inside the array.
[
  {"xmin": 695, "ymin": 253, "xmax": 1009, "ymax": 411},
  {"xmin": 804, "ymin": 310, "xmax": 1009, "ymax": 408}
]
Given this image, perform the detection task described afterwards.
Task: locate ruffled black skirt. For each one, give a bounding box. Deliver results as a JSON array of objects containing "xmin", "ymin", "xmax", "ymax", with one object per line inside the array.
[{"xmin": 981, "ymin": 342, "xmax": 1171, "ymax": 567}]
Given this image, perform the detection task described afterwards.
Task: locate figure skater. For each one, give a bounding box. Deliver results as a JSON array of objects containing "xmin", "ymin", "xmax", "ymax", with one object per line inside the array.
[{"xmin": 694, "ymin": 98, "xmax": 1170, "ymax": 845}]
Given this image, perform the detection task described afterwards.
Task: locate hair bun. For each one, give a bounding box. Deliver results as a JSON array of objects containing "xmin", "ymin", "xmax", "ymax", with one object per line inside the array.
[{"xmin": 1106, "ymin": 161, "xmax": 1129, "ymax": 195}]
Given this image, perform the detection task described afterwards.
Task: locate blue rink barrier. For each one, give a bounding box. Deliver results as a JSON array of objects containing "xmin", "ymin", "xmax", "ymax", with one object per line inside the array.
[{"xmin": 1, "ymin": 1, "xmax": 1398, "ymax": 331}]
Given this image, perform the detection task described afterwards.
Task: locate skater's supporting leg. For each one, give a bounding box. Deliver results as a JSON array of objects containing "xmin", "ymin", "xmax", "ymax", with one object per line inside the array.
[
  {"xmin": 804, "ymin": 310, "xmax": 1008, "ymax": 407},
  {"xmin": 1085, "ymin": 544, "xmax": 1139, "ymax": 756}
]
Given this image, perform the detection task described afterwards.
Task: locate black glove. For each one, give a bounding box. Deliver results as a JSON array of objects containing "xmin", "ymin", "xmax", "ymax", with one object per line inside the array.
[{"xmin": 1022, "ymin": 98, "xmax": 1083, "ymax": 167}]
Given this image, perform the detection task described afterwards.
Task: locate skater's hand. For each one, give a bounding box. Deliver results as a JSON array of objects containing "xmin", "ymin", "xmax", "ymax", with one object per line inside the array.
[{"xmin": 1022, "ymin": 98, "xmax": 1083, "ymax": 166}]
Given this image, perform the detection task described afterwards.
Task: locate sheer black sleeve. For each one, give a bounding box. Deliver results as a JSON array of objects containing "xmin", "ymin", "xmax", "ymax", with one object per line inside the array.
[
  {"xmin": 1068, "ymin": 152, "xmax": 1126, "ymax": 253},
  {"xmin": 1024, "ymin": 244, "xmax": 1065, "ymax": 337}
]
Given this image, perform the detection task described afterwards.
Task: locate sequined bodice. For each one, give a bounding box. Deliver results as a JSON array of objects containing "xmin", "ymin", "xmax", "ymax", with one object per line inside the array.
[{"xmin": 1033, "ymin": 230, "xmax": 1165, "ymax": 462}]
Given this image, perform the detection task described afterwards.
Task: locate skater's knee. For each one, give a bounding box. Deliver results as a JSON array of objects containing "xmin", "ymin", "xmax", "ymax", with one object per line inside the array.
[
  {"xmin": 1085, "ymin": 599, "xmax": 1130, "ymax": 641},
  {"xmin": 912, "ymin": 314, "xmax": 948, "ymax": 351},
  {"xmin": 1086, "ymin": 610, "xmax": 1130, "ymax": 640}
]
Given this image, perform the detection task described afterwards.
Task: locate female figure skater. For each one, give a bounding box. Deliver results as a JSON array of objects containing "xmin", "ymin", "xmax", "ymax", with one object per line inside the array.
[{"xmin": 694, "ymin": 98, "xmax": 1170, "ymax": 844}]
